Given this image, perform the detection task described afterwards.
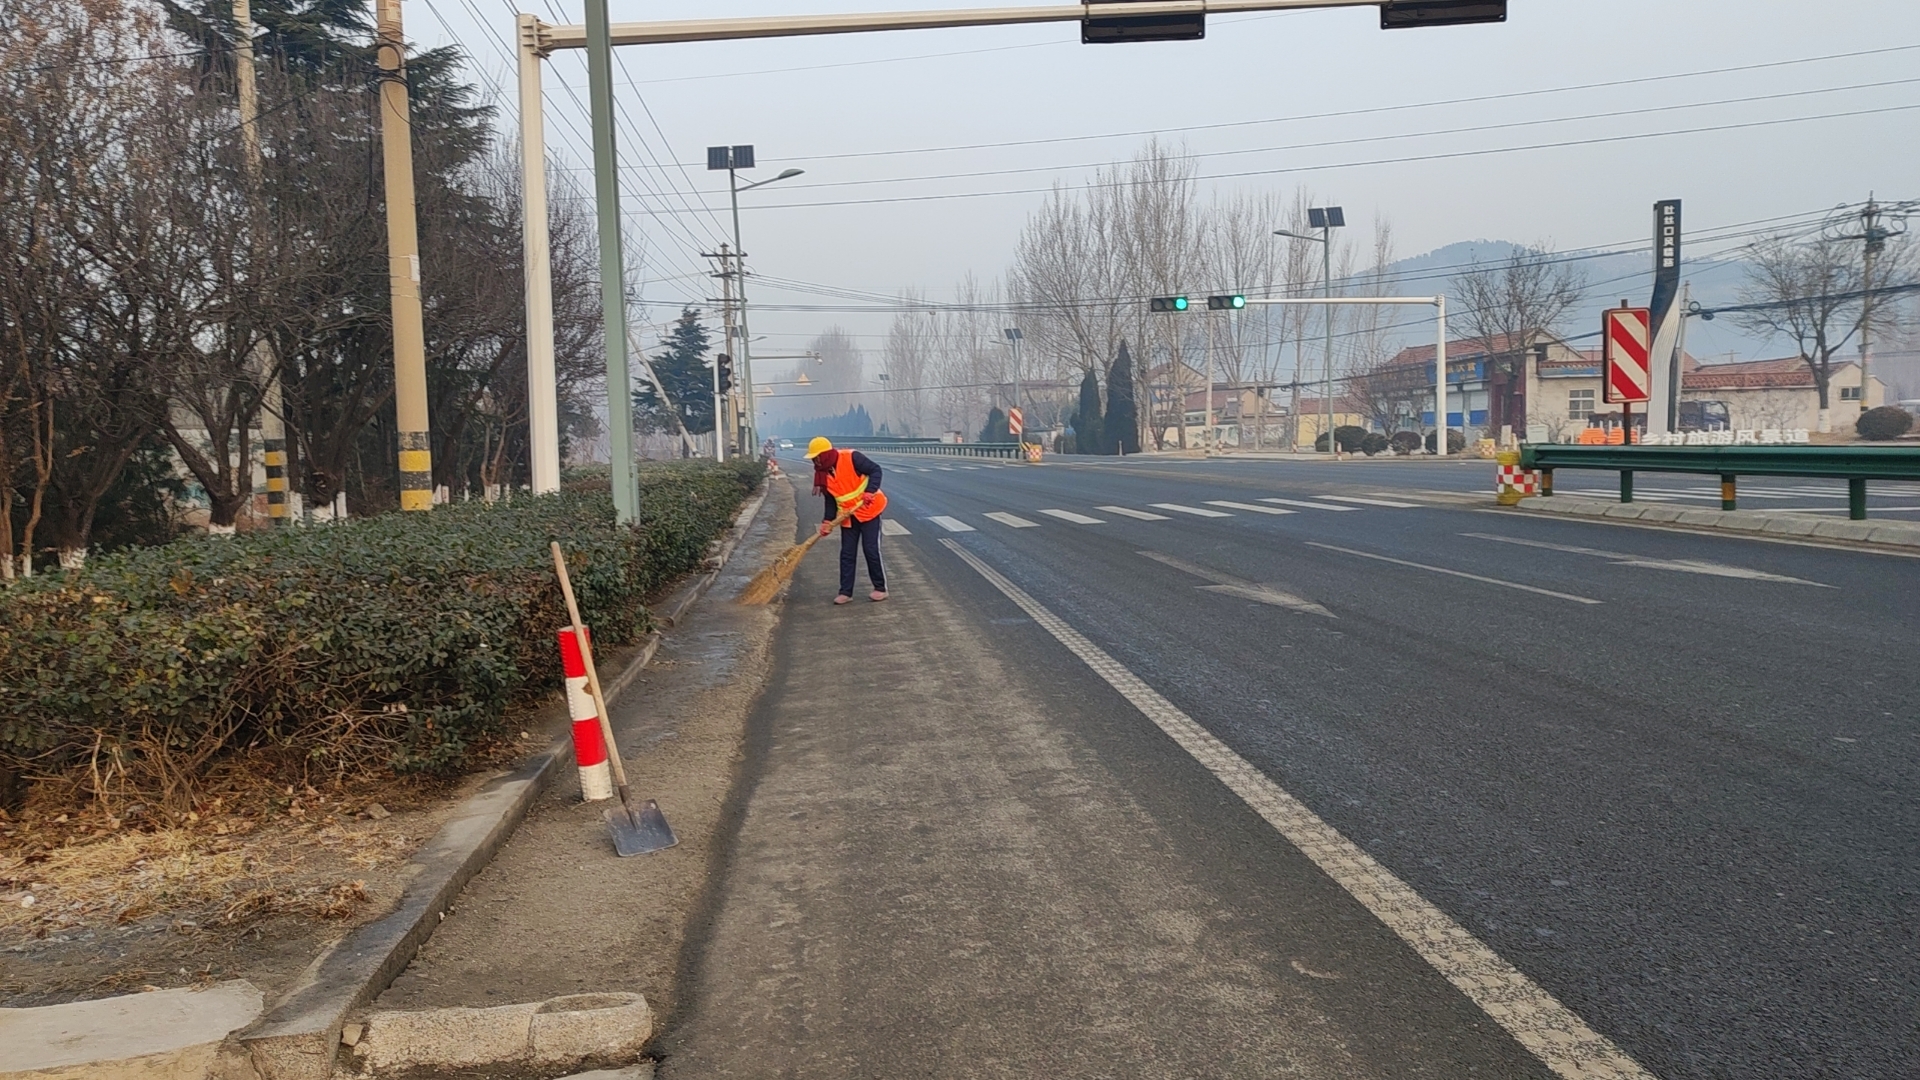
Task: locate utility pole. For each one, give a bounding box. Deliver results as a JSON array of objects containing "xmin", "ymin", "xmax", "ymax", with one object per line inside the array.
[
  {"xmin": 517, "ymin": 13, "xmax": 560, "ymax": 494},
  {"xmin": 232, "ymin": 0, "xmax": 293, "ymax": 525},
  {"xmin": 704, "ymin": 243, "xmax": 739, "ymax": 461},
  {"xmin": 374, "ymin": 0, "xmax": 433, "ymax": 512},
  {"xmin": 1320, "ymin": 221, "xmax": 1335, "ymax": 458},
  {"xmin": 1857, "ymin": 197, "xmax": 1886, "ymax": 416},
  {"xmin": 586, "ymin": 0, "xmax": 638, "ymax": 523}
]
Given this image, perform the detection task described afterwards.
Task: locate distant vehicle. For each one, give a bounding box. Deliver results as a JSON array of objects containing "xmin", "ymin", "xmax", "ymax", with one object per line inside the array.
[
  {"xmin": 1677, "ymin": 400, "xmax": 1730, "ymax": 431},
  {"xmin": 778, "ymin": 439, "xmax": 795, "ymax": 450}
]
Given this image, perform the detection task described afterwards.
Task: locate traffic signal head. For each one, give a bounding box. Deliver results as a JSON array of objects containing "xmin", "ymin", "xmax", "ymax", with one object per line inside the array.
[
  {"xmin": 1149, "ymin": 296, "xmax": 1190, "ymax": 313},
  {"xmin": 716, "ymin": 354, "xmax": 734, "ymax": 394},
  {"xmin": 1207, "ymin": 294, "xmax": 1247, "ymax": 311}
]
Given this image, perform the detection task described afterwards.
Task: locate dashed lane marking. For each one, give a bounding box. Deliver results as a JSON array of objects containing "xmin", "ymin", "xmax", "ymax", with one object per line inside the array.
[
  {"xmin": 881, "ymin": 519, "xmax": 911, "ymax": 536},
  {"xmin": 1316, "ymin": 495, "xmax": 1421, "ymax": 508},
  {"xmin": 1098, "ymin": 505, "xmax": 1171, "ymax": 520},
  {"xmin": 1206, "ymin": 500, "xmax": 1296, "ymax": 515},
  {"xmin": 928, "ymin": 515, "xmax": 974, "ymax": 532},
  {"xmin": 1260, "ymin": 497, "xmax": 1358, "ymax": 511},
  {"xmin": 1152, "ymin": 503, "xmax": 1233, "ymax": 518},
  {"xmin": 984, "ymin": 512, "xmax": 1041, "ymax": 528},
  {"xmin": 1039, "ymin": 509, "xmax": 1106, "ymax": 524},
  {"xmin": 1461, "ymin": 532, "xmax": 1833, "ymax": 586},
  {"xmin": 1305, "ymin": 542, "xmax": 1602, "ymax": 604},
  {"xmin": 940, "ymin": 538, "xmax": 1653, "ymax": 1080}
]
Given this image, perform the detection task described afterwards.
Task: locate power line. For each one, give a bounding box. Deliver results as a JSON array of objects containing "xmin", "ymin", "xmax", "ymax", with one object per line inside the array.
[{"xmin": 552, "ymin": 41, "xmax": 1920, "ymax": 167}]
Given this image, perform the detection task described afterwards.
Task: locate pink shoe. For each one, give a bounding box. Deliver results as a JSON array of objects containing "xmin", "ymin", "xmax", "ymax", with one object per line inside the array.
[
  {"xmin": 833, "ymin": 594, "xmax": 852, "ymax": 605},
  {"xmin": 870, "ymin": 590, "xmax": 888, "ymax": 602}
]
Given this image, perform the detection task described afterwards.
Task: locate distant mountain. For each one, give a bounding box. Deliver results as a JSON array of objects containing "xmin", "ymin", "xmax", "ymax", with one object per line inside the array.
[{"xmin": 1369, "ymin": 240, "xmax": 1769, "ymax": 361}]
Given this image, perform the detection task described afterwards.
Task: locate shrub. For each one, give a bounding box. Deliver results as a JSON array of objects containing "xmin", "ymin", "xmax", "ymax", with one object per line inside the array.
[
  {"xmin": 1360, "ymin": 432, "xmax": 1390, "ymax": 457},
  {"xmin": 1314, "ymin": 425, "xmax": 1370, "ymax": 453},
  {"xmin": 1856, "ymin": 405, "xmax": 1914, "ymax": 441},
  {"xmin": 1425, "ymin": 428, "xmax": 1467, "ymax": 454},
  {"xmin": 1389, "ymin": 431, "xmax": 1424, "ymax": 456},
  {"xmin": 0, "ymin": 460, "xmax": 764, "ymax": 803}
]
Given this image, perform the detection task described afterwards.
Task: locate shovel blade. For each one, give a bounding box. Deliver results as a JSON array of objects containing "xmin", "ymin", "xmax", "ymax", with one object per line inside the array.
[{"xmin": 605, "ymin": 798, "xmax": 678, "ymax": 857}]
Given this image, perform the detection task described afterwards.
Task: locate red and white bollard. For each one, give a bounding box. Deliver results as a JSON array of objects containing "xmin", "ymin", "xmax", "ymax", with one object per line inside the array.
[{"xmin": 556, "ymin": 628, "xmax": 613, "ymax": 802}]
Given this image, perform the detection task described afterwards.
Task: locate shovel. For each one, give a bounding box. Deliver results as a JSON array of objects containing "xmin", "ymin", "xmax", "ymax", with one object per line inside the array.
[{"xmin": 550, "ymin": 541, "xmax": 678, "ymax": 856}]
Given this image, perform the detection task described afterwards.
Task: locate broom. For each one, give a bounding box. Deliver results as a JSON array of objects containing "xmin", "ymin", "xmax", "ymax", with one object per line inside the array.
[{"xmin": 739, "ymin": 506, "xmax": 852, "ymax": 605}]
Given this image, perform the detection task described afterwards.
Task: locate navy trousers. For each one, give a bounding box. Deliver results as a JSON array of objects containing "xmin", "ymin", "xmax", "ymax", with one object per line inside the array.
[{"xmin": 838, "ymin": 515, "xmax": 885, "ymax": 595}]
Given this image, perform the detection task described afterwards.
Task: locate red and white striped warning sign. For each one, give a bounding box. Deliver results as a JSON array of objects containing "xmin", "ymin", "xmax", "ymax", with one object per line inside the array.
[
  {"xmin": 1008, "ymin": 406, "xmax": 1024, "ymax": 436},
  {"xmin": 1603, "ymin": 306, "xmax": 1652, "ymax": 404}
]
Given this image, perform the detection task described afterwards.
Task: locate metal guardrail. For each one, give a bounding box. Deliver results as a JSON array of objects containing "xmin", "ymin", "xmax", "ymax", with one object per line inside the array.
[
  {"xmin": 1519, "ymin": 444, "xmax": 1920, "ymax": 519},
  {"xmin": 841, "ymin": 439, "xmax": 1024, "ymax": 459}
]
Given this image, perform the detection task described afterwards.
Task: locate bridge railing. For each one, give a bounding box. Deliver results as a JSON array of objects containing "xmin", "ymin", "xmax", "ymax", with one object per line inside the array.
[{"xmin": 1518, "ymin": 444, "xmax": 1920, "ymax": 520}]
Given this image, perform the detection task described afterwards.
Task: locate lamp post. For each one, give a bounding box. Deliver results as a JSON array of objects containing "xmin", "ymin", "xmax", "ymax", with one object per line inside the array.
[
  {"xmin": 709, "ymin": 145, "xmax": 802, "ymax": 457},
  {"xmin": 1277, "ymin": 205, "xmax": 1343, "ymax": 455},
  {"xmin": 1002, "ymin": 327, "xmax": 1024, "ymax": 445}
]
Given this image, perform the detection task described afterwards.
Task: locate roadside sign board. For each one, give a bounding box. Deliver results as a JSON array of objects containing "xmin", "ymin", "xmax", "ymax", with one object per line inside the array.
[
  {"xmin": 1008, "ymin": 407, "xmax": 1024, "ymax": 436},
  {"xmin": 1603, "ymin": 307, "xmax": 1653, "ymax": 404}
]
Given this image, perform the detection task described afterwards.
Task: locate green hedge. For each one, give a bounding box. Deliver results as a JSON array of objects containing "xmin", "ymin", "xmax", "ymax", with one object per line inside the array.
[{"xmin": 0, "ymin": 460, "xmax": 764, "ymax": 800}]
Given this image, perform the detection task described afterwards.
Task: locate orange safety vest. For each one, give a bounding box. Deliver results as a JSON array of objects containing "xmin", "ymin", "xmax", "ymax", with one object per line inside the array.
[{"xmin": 825, "ymin": 451, "xmax": 887, "ymax": 523}]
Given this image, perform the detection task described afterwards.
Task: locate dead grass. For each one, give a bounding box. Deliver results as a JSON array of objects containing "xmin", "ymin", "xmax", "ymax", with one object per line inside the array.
[{"xmin": 0, "ymin": 771, "xmax": 435, "ymax": 941}]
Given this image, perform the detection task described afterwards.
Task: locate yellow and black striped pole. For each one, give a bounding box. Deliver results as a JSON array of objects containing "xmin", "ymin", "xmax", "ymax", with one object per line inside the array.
[{"xmin": 376, "ymin": 0, "xmax": 434, "ymax": 512}]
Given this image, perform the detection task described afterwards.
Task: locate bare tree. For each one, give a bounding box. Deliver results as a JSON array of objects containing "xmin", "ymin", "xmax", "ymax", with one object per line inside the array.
[
  {"xmin": 1734, "ymin": 228, "xmax": 1910, "ymax": 432},
  {"xmin": 1452, "ymin": 243, "xmax": 1587, "ymax": 413}
]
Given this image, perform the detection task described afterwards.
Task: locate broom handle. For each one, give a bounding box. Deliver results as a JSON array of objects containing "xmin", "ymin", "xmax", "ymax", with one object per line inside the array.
[{"xmin": 550, "ymin": 542, "xmax": 631, "ymax": 797}]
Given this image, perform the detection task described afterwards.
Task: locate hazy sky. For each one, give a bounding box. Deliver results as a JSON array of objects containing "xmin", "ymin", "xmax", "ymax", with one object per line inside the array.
[{"xmin": 409, "ymin": 0, "xmax": 1920, "ymax": 366}]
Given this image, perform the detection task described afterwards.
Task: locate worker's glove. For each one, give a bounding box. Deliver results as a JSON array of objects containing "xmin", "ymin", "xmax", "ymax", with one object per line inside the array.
[
  {"xmin": 818, "ymin": 520, "xmax": 834, "ymax": 537},
  {"xmin": 858, "ymin": 493, "xmax": 877, "ymax": 511}
]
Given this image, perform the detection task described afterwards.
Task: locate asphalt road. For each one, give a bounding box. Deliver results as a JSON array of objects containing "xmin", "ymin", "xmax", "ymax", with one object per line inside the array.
[{"xmin": 824, "ymin": 452, "xmax": 1920, "ymax": 1079}]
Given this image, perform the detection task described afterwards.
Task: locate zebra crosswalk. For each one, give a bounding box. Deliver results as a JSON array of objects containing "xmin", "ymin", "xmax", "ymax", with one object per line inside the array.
[{"xmin": 903, "ymin": 494, "xmax": 1418, "ymax": 534}]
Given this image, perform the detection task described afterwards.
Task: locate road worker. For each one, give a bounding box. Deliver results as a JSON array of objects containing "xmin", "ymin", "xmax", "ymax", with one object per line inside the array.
[{"xmin": 805, "ymin": 437, "xmax": 888, "ymax": 604}]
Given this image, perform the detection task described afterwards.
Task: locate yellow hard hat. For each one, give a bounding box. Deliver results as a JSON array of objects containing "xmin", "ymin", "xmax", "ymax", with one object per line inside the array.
[{"xmin": 804, "ymin": 436, "xmax": 833, "ymax": 459}]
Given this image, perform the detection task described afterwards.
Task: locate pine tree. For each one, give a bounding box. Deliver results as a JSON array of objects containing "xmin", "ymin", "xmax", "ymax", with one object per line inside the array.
[
  {"xmin": 1073, "ymin": 368, "xmax": 1103, "ymax": 456},
  {"xmin": 634, "ymin": 308, "xmax": 715, "ymax": 435},
  {"xmin": 1103, "ymin": 341, "xmax": 1140, "ymax": 455},
  {"xmin": 979, "ymin": 407, "xmax": 1010, "ymax": 443}
]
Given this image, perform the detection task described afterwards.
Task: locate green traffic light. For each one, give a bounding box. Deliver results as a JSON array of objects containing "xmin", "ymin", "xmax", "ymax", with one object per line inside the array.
[
  {"xmin": 1173, "ymin": 296, "xmax": 1189, "ymax": 311},
  {"xmin": 1230, "ymin": 294, "xmax": 1246, "ymax": 309}
]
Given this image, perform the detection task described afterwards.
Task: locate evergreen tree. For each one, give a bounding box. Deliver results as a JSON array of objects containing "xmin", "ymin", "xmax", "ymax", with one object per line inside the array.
[
  {"xmin": 1073, "ymin": 368, "xmax": 1103, "ymax": 455},
  {"xmin": 634, "ymin": 309, "xmax": 715, "ymax": 435},
  {"xmin": 979, "ymin": 407, "xmax": 1011, "ymax": 443},
  {"xmin": 1103, "ymin": 341, "xmax": 1140, "ymax": 454}
]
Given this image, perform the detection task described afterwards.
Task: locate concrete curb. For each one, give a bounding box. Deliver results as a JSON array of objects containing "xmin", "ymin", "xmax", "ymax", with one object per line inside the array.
[
  {"xmin": 1510, "ymin": 495, "xmax": 1920, "ymax": 550},
  {"xmin": 348, "ymin": 992, "xmax": 651, "ymax": 1075},
  {"xmin": 232, "ymin": 481, "xmax": 772, "ymax": 1080}
]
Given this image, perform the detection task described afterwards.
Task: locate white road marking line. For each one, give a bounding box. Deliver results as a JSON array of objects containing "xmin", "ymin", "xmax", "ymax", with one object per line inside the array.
[
  {"xmin": 880, "ymin": 519, "xmax": 911, "ymax": 536},
  {"xmin": 928, "ymin": 515, "xmax": 974, "ymax": 532},
  {"xmin": 984, "ymin": 511, "xmax": 1041, "ymax": 528},
  {"xmin": 1461, "ymin": 532, "xmax": 1833, "ymax": 586},
  {"xmin": 940, "ymin": 539, "xmax": 1651, "ymax": 1080},
  {"xmin": 1766, "ymin": 504, "xmax": 1920, "ymax": 513},
  {"xmin": 1138, "ymin": 550, "xmax": 1332, "ymax": 617},
  {"xmin": 1315, "ymin": 495, "xmax": 1421, "ymax": 508},
  {"xmin": 1152, "ymin": 503, "xmax": 1233, "ymax": 517},
  {"xmin": 1260, "ymin": 497, "xmax": 1358, "ymax": 511},
  {"xmin": 1305, "ymin": 542, "xmax": 1602, "ymax": 604},
  {"xmin": 934, "ymin": 466, "xmax": 956, "ymax": 472},
  {"xmin": 1098, "ymin": 505, "xmax": 1171, "ymax": 520},
  {"xmin": 1039, "ymin": 509, "xmax": 1106, "ymax": 524},
  {"xmin": 1206, "ymin": 500, "xmax": 1295, "ymax": 515}
]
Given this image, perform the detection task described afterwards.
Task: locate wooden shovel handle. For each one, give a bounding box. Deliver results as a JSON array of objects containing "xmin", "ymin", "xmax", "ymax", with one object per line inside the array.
[{"xmin": 550, "ymin": 542, "xmax": 629, "ymax": 794}]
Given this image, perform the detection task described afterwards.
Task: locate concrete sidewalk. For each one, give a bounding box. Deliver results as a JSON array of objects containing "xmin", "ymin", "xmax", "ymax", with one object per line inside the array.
[{"xmin": 656, "ymin": 476, "xmax": 1549, "ymax": 1079}]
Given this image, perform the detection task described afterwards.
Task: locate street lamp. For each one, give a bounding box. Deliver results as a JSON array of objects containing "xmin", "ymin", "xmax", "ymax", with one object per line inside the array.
[
  {"xmin": 709, "ymin": 145, "xmax": 804, "ymax": 456},
  {"xmin": 1277, "ymin": 205, "xmax": 1344, "ymax": 455},
  {"xmin": 1002, "ymin": 327, "xmax": 1024, "ymax": 444}
]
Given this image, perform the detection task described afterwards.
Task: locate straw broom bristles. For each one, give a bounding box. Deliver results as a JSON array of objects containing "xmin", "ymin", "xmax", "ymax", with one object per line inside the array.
[{"xmin": 738, "ymin": 508, "xmax": 852, "ymax": 605}]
